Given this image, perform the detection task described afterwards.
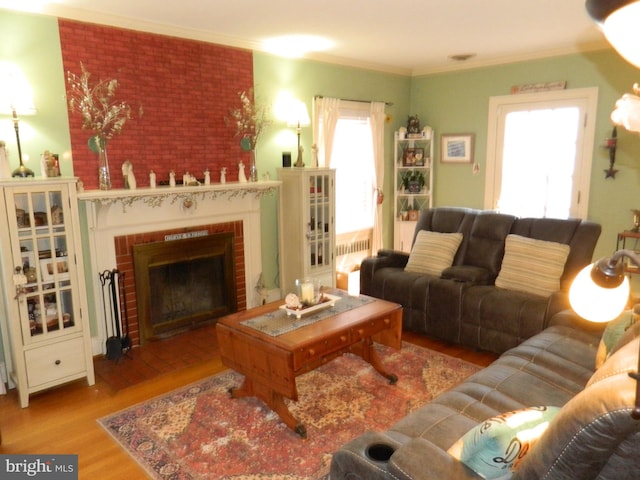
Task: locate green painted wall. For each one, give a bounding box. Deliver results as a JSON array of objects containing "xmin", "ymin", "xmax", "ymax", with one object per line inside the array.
[
  {"xmin": 3, "ymin": 8, "xmax": 640, "ymax": 341},
  {"xmin": 410, "ymin": 51, "xmax": 640, "ymax": 262},
  {"xmin": 0, "ymin": 10, "xmax": 71, "ymax": 176},
  {"xmin": 252, "ymin": 52, "xmax": 411, "ymax": 289}
]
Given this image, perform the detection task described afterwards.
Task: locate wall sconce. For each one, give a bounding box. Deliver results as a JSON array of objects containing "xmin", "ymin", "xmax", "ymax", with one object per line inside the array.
[
  {"xmin": 286, "ymin": 100, "xmax": 310, "ymax": 167},
  {"xmin": 569, "ymin": 249, "xmax": 640, "ymax": 418},
  {"xmin": 603, "ymin": 126, "xmax": 618, "ymax": 178},
  {"xmin": 0, "ymin": 65, "xmax": 36, "ymax": 177}
]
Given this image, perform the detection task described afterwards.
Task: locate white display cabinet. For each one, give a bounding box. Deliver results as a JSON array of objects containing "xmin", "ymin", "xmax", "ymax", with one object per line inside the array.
[
  {"xmin": 0, "ymin": 178, "xmax": 95, "ymax": 407},
  {"xmin": 278, "ymin": 168, "xmax": 336, "ymax": 296}
]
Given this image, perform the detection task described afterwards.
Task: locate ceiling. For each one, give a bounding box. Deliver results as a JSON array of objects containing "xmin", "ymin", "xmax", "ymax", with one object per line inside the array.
[{"xmin": 2, "ymin": 0, "xmax": 610, "ymax": 75}]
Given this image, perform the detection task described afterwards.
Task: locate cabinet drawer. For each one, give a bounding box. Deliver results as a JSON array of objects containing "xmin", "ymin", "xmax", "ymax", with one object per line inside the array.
[
  {"xmin": 25, "ymin": 337, "xmax": 86, "ymax": 388},
  {"xmin": 350, "ymin": 316, "xmax": 394, "ymax": 342},
  {"xmin": 293, "ymin": 332, "xmax": 350, "ymax": 370}
]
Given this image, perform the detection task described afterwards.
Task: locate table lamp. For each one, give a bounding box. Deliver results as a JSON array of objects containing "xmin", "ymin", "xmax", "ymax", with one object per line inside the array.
[
  {"xmin": 0, "ymin": 66, "xmax": 36, "ymax": 177},
  {"xmin": 287, "ymin": 100, "xmax": 310, "ymax": 167}
]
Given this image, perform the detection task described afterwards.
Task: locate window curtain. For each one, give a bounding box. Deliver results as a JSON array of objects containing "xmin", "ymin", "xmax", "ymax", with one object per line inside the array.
[
  {"xmin": 313, "ymin": 96, "xmax": 340, "ymax": 167},
  {"xmin": 369, "ymin": 102, "xmax": 386, "ymax": 254}
]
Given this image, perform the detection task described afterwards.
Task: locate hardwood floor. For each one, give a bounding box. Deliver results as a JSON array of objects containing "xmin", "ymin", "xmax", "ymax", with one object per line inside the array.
[{"xmin": 0, "ymin": 323, "xmax": 497, "ymax": 478}]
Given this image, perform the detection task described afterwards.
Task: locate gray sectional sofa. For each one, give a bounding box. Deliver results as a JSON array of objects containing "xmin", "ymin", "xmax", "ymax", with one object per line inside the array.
[
  {"xmin": 329, "ymin": 311, "xmax": 640, "ymax": 479},
  {"xmin": 360, "ymin": 207, "xmax": 601, "ymax": 354}
]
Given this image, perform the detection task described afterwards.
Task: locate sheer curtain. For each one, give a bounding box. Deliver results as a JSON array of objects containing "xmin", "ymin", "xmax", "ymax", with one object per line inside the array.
[
  {"xmin": 314, "ymin": 96, "xmax": 386, "ymax": 257},
  {"xmin": 313, "ymin": 96, "xmax": 340, "ymax": 167},
  {"xmin": 369, "ymin": 102, "xmax": 386, "ymax": 253}
]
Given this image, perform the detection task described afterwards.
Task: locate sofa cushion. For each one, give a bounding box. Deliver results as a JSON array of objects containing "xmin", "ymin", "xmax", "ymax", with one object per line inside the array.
[
  {"xmin": 595, "ymin": 309, "xmax": 636, "ymax": 368},
  {"xmin": 448, "ymin": 406, "xmax": 560, "ymax": 479},
  {"xmin": 495, "ymin": 235, "xmax": 569, "ymax": 298},
  {"xmin": 405, "ymin": 231, "xmax": 463, "ymax": 276}
]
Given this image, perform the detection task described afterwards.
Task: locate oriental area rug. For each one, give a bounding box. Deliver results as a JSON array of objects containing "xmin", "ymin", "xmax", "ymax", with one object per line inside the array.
[{"xmin": 98, "ymin": 342, "xmax": 480, "ymax": 479}]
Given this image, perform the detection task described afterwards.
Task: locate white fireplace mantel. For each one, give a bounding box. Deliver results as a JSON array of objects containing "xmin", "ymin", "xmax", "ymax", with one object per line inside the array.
[
  {"xmin": 78, "ymin": 181, "xmax": 280, "ymax": 355},
  {"xmin": 77, "ymin": 181, "xmax": 280, "ymax": 211}
]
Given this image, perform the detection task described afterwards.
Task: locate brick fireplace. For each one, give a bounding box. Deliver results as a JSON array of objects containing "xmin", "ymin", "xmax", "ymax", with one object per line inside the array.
[
  {"xmin": 115, "ymin": 222, "xmax": 244, "ymax": 345},
  {"xmin": 78, "ymin": 182, "xmax": 279, "ymax": 355}
]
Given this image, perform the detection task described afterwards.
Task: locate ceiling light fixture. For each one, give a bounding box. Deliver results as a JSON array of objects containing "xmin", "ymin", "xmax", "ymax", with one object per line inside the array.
[
  {"xmin": 262, "ymin": 35, "xmax": 333, "ymax": 59},
  {"xmin": 586, "ymin": 0, "xmax": 640, "ymax": 68}
]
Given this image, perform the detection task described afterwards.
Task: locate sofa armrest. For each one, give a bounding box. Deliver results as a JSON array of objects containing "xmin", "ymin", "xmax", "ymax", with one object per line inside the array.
[
  {"xmin": 372, "ymin": 249, "xmax": 411, "ymax": 268},
  {"xmin": 360, "ymin": 250, "xmax": 410, "ymax": 295},
  {"xmin": 329, "ymin": 433, "xmax": 482, "ymax": 480},
  {"xmin": 388, "ymin": 438, "xmax": 482, "ymax": 480}
]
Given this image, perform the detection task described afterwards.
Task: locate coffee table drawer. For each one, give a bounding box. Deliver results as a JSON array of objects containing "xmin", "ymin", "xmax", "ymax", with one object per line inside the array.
[
  {"xmin": 350, "ymin": 316, "xmax": 397, "ymax": 342},
  {"xmin": 293, "ymin": 333, "xmax": 350, "ymax": 370}
]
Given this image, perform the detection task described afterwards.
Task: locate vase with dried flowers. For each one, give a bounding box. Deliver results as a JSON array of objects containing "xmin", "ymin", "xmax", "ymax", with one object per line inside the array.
[
  {"xmin": 225, "ymin": 88, "xmax": 269, "ymax": 182},
  {"xmin": 67, "ymin": 63, "xmax": 136, "ymax": 190}
]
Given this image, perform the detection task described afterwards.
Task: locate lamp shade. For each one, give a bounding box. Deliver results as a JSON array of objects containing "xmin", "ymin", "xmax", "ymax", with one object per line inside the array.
[
  {"xmin": 0, "ymin": 64, "xmax": 36, "ymax": 115},
  {"xmin": 586, "ymin": 0, "xmax": 640, "ymax": 69},
  {"xmin": 286, "ymin": 100, "xmax": 310, "ymax": 128},
  {"xmin": 569, "ymin": 263, "xmax": 630, "ymax": 322}
]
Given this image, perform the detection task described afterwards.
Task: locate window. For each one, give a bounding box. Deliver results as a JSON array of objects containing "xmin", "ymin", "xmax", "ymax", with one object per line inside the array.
[
  {"xmin": 484, "ymin": 88, "xmax": 598, "ymax": 219},
  {"xmin": 330, "ymin": 114, "xmax": 375, "ymax": 234},
  {"xmin": 315, "ymin": 100, "xmax": 376, "ymax": 236}
]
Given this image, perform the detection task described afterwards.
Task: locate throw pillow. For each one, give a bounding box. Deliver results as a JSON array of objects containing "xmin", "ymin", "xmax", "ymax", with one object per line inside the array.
[
  {"xmin": 495, "ymin": 235, "xmax": 570, "ymax": 298},
  {"xmin": 448, "ymin": 406, "xmax": 561, "ymax": 479},
  {"xmin": 404, "ymin": 231, "xmax": 463, "ymax": 277},
  {"xmin": 595, "ymin": 309, "xmax": 637, "ymax": 368}
]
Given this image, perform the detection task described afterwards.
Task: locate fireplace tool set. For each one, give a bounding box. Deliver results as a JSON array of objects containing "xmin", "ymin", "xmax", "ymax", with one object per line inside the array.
[{"xmin": 99, "ymin": 269, "xmax": 132, "ymax": 361}]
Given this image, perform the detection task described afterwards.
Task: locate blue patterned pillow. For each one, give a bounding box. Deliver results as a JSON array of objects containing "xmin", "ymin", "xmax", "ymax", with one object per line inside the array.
[{"xmin": 448, "ymin": 406, "xmax": 560, "ymax": 479}]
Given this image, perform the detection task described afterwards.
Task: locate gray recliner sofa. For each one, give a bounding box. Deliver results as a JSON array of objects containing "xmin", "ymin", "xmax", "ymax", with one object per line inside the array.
[
  {"xmin": 329, "ymin": 311, "xmax": 640, "ymax": 479},
  {"xmin": 360, "ymin": 207, "xmax": 601, "ymax": 354}
]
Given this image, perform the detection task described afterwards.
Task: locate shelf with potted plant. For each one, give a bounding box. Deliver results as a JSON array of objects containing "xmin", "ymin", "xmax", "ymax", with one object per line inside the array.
[{"xmin": 393, "ymin": 126, "xmax": 433, "ymax": 252}]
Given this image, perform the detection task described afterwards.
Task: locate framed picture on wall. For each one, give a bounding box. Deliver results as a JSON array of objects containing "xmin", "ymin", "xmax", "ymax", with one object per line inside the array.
[{"xmin": 441, "ymin": 134, "xmax": 474, "ymax": 163}]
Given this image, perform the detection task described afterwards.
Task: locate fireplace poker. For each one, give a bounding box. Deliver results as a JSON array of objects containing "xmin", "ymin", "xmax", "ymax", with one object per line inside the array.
[{"xmin": 100, "ymin": 270, "xmax": 123, "ymax": 361}]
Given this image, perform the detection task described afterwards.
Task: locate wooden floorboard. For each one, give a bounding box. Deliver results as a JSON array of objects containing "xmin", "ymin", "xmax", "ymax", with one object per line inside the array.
[{"xmin": 0, "ymin": 323, "xmax": 497, "ymax": 478}]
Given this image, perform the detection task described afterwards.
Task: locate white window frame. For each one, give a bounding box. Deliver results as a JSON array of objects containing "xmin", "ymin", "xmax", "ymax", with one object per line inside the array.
[{"xmin": 484, "ymin": 87, "xmax": 598, "ymax": 219}]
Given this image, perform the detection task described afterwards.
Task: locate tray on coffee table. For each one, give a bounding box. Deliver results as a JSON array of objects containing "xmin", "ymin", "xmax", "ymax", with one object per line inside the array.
[{"xmin": 279, "ymin": 293, "xmax": 341, "ymax": 319}]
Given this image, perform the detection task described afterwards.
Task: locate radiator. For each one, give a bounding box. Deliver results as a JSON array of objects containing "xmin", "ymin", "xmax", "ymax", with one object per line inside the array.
[
  {"xmin": 335, "ymin": 237, "xmax": 371, "ymax": 258},
  {"xmin": 336, "ymin": 235, "xmax": 371, "ymax": 272}
]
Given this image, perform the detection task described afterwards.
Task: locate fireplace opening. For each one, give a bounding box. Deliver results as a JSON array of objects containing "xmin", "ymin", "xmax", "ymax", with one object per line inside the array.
[{"xmin": 133, "ymin": 232, "xmax": 237, "ymax": 343}]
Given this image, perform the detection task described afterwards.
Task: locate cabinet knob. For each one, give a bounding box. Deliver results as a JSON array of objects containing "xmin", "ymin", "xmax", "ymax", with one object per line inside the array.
[{"xmin": 55, "ymin": 359, "xmax": 61, "ymax": 365}]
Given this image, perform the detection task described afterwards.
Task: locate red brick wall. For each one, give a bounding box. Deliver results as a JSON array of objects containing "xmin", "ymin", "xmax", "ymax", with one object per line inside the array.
[
  {"xmin": 58, "ymin": 19, "xmax": 254, "ymax": 190},
  {"xmin": 114, "ymin": 221, "xmax": 245, "ymax": 345}
]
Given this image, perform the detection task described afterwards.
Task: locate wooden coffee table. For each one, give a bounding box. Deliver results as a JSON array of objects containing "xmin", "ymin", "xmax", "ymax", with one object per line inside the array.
[{"xmin": 216, "ymin": 293, "xmax": 402, "ymax": 438}]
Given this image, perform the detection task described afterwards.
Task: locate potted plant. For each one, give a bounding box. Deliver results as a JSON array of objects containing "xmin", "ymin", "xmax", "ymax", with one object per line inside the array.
[{"xmin": 402, "ymin": 170, "xmax": 425, "ymax": 193}]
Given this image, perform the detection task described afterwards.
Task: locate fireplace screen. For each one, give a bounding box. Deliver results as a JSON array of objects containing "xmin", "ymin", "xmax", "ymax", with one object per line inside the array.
[{"xmin": 133, "ymin": 233, "xmax": 237, "ymax": 342}]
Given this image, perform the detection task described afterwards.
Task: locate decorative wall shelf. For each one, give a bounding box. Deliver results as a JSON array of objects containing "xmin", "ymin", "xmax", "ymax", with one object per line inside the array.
[{"xmin": 77, "ymin": 181, "xmax": 280, "ymax": 211}]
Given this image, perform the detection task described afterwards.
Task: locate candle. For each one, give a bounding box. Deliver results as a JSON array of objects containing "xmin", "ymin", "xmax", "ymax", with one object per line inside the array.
[{"xmin": 300, "ymin": 282, "xmax": 315, "ymax": 304}]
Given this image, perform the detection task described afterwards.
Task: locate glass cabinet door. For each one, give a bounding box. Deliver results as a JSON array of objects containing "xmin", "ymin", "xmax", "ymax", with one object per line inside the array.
[
  {"xmin": 9, "ymin": 188, "xmax": 78, "ymax": 343},
  {"xmin": 308, "ymin": 173, "xmax": 332, "ymax": 270}
]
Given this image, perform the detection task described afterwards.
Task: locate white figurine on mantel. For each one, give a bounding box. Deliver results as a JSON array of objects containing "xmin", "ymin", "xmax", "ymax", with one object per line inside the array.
[
  {"xmin": 204, "ymin": 168, "xmax": 210, "ymax": 185},
  {"xmin": 122, "ymin": 160, "xmax": 137, "ymax": 190},
  {"xmin": 238, "ymin": 161, "xmax": 247, "ymax": 183},
  {"xmin": 311, "ymin": 144, "xmax": 319, "ymax": 167},
  {"xmin": 149, "ymin": 170, "xmax": 156, "ymax": 188},
  {"xmin": 220, "ymin": 167, "xmax": 227, "ymax": 184},
  {"xmin": 169, "ymin": 170, "xmax": 176, "ymax": 187}
]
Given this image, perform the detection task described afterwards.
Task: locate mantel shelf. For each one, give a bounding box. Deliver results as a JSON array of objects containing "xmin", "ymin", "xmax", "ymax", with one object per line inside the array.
[{"xmin": 77, "ymin": 180, "xmax": 281, "ymax": 211}]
